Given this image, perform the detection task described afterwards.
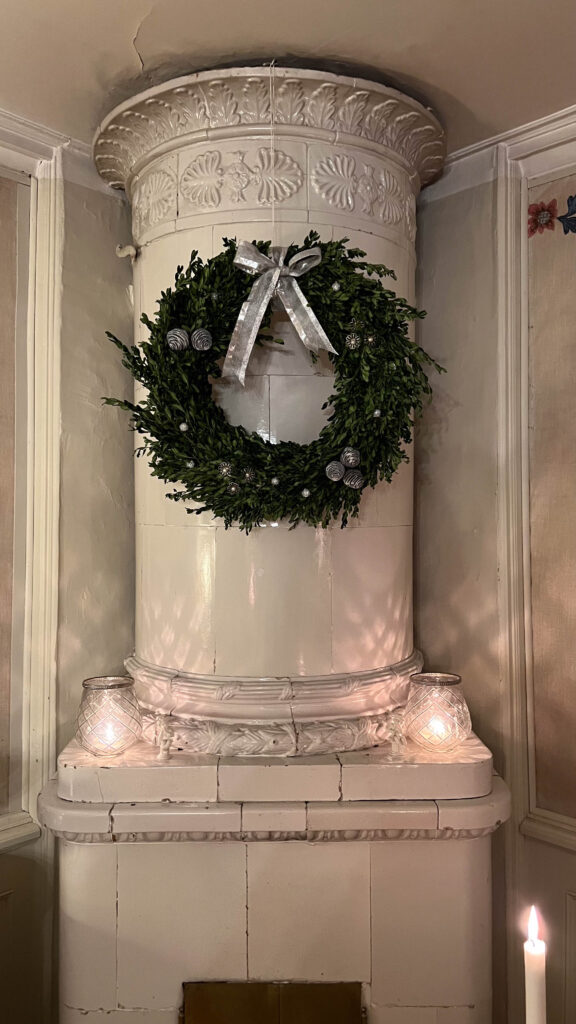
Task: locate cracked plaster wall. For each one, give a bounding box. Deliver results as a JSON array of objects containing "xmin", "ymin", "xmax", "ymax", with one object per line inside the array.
[{"xmin": 56, "ymin": 171, "xmax": 135, "ymax": 750}]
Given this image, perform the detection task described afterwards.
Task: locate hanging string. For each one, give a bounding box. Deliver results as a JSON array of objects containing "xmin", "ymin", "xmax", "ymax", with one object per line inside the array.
[{"xmin": 268, "ymin": 59, "xmax": 277, "ymax": 250}]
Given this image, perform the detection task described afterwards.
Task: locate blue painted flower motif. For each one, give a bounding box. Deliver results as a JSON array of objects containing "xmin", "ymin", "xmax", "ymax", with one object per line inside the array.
[{"xmin": 558, "ymin": 195, "xmax": 576, "ymax": 235}]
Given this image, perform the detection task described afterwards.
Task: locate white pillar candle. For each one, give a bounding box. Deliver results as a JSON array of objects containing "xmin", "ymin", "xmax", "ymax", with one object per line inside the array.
[{"xmin": 524, "ymin": 905, "xmax": 547, "ymax": 1024}]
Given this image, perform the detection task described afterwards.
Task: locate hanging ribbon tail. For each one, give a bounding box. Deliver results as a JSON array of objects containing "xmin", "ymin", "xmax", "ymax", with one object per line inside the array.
[
  {"xmin": 222, "ymin": 240, "xmax": 336, "ymax": 384},
  {"xmin": 276, "ymin": 276, "xmax": 337, "ymax": 356},
  {"xmin": 222, "ymin": 268, "xmax": 280, "ymax": 386}
]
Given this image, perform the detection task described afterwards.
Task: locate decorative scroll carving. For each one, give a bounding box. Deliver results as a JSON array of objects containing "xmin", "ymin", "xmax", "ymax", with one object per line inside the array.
[{"xmin": 94, "ymin": 71, "xmax": 445, "ymax": 190}]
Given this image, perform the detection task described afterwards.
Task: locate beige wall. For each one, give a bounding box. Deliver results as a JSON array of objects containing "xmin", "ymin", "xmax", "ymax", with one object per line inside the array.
[
  {"xmin": 415, "ymin": 179, "xmax": 504, "ymax": 766},
  {"xmin": 56, "ymin": 177, "xmax": 134, "ymax": 748}
]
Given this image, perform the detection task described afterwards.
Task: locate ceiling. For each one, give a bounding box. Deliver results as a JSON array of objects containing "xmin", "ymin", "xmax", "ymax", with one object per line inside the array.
[{"xmin": 1, "ymin": 0, "xmax": 575, "ymax": 155}]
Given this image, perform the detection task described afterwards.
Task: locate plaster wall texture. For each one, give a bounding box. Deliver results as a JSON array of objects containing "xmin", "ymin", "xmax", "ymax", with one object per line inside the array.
[
  {"xmin": 415, "ymin": 181, "xmax": 502, "ymax": 766},
  {"xmin": 57, "ymin": 178, "xmax": 135, "ymax": 748}
]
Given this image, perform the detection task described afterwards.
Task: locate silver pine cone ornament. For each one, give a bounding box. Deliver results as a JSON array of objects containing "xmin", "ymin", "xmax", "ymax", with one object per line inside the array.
[
  {"xmin": 340, "ymin": 446, "xmax": 361, "ymax": 468},
  {"xmin": 191, "ymin": 328, "xmax": 213, "ymax": 352},
  {"xmin": 166, "ymin": 328, "xmax": 190, "ymax": 351},
  {"xmin": 343, "ymin": 469, "xmax": 364, "ymax": 489},
  {"xmin": 325, "ymin": 460, "xmax": 345, "ymax": 482}
]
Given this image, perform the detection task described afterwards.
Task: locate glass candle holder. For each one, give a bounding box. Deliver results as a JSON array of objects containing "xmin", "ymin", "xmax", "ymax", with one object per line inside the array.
[
  {"xmin": 76, "ymin": 676, "xmax": 142, "ymax": 757},
  {"xmin": 403, "ymin": 672, "xmax": 472, "ymax": 752}
]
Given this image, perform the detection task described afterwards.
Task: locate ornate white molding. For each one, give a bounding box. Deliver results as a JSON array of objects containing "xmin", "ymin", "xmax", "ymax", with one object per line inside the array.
[
  {"xmin": 128, "ymin": 649, "xmax": 422, "ymax": 756},
  {"xmin": 52, "ymin": 824, "xmax": 498, "ymax": 845},
  {"xmin": 94, "ymin": 69, "xmax": 445, "ymax": 194}
]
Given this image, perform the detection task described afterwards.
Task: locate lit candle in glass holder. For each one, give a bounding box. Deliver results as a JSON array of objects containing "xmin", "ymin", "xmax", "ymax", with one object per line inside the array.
[
  {"xmin": 76, "ymin": 676, "xmax": 143, "ymax": 757},
  {"xmin": 403, "ymin": 672, "xmax": 472, "ymax": 752}
]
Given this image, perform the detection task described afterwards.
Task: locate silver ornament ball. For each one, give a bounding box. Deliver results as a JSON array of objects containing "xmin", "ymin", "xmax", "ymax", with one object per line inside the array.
[
  {"xmin": 340, "ymin": 446, "xmax": 361, "ymax": 468},
  {"xmin": 301, "ymin": 488, "xmax": 311, "ymax": 498},
  {"xmin": 218, "ymin": 461, "xmax": 233, "ymax": 477},
  {"xmin": 191, "ymin": 328, "xmax": 213, "ymax": 352},
  {"xmin": 166, "ymin": 328, "xmax": 190, "ymax": 351},
  {"xmin": 331, "ymin": 281, "xmax": 341, "ymax": 292},
  {"xmin": 326, "ymin": 460, "xmax": 345, "ymax": 482},
  {"xmin": 179, "ymin": 422, "xmax": 189, "ymax": 432},
  {"xmin": 271, "ymin": 476, "xmax": 280, "ymax": 487},
  {"xmin": 373, "ymin": 409, "xmax": 382, "ymax": 418},
  {"xmin": 343, "ymin": 469, "xmax": 364, "ymax": 490},
  {"xmin": 186, "ymin": 459, "xmax": 195, "ymax": 468}
]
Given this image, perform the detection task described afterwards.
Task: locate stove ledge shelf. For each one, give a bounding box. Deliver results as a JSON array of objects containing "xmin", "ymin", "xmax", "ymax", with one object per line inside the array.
[{"xmin": 55, "ymin": 733, "xmax": 494, "ymax": 804}]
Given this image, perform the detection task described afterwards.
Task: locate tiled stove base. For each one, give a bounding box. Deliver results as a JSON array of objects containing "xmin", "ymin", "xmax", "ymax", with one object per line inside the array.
[{"xmin": 40, "ymin": 738, "xmax": 509, "ymax": 1024}]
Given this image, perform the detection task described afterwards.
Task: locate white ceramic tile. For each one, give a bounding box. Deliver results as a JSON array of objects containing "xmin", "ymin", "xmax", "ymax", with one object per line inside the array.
[
  {"xmin": 135, "ymin": 462, "xmax": 170, "ymax": 527},
  {"xmin": 138, "ymin": 226, "xmax": 215, "ymax": 317},
  {"xmin": 248, "ymin": 842, "xmax": 370, "ymax": 980},
  {"xmin": 219, "ymin": 756, "xmax": 340, "ymax": 802},
  {"xmin": 61, "ymin": 1011, "xmax": 179, "ymax": 1023},
  {"xmin": 370, "ymin": 839, "xmax": 491, "ymax": 1007},
  {"xmin": 269, "ymin": 373, "xmax": 333, "ymax": 443},
  {"xmin": 177, "ymin": 140, "xmax": 307, "ymax": 220},
  {"xmin": 212, "ymin": 372, "xmax": 270, "ymax": 438},
  {"xmin": 98, "ymin": 761, "xmax": 218, "ymax": 803},
  {"xmin": 246, "ymin": 316, "xmax": 333, "ymax": 378},
  {"xmin": 56, "ymin": 741, "xmax": 220, "ymax": 803},
  {"xmin": 331, "ymin": 526, "xmax": 413, "ymax": 672},
  {"xmin": 348, "ymin": 459, "xmax": 413, "ymax": 529},
  {"xmin": 112, "ymin": 801, "xmax": 241, "ymax": 834},
  {"xmin": 137, "ymin": 524, "xmax": 215, "ymax": 673},
  {"xmin": 39, "ymin": 780, "xmax": 112, "ymax": 833},
  {"xmin": 340, "ymin": 737, "xmax": 493, "ymax": 801},
  {"xmin": 307, "ymin": 799, "xmax": 437, "ymax": 832},
  {"xmin": 436, "ymin": 775, "xmax": 510, "ymax": 832},
  {"xmin": 339, "ymin": 228, "xmax": 412, "ymax": 297},
  {"xmin": 117, "ymin": 843, "xmax": 247, "ymax": 1008},
  {"xmin": 59, "ymin": 841, "xmax": 117, "ymax": 1010},
  {"xmin": 368, "ymin": 1008, "xmax": 438, "ymax": 1024},
  {"xmin": 242, "ymin": 801, "xmax": 306, "ymax": 832},
  {"xmin": 214, "ymin": 525, "xmax": 332, "ymax": 676}
]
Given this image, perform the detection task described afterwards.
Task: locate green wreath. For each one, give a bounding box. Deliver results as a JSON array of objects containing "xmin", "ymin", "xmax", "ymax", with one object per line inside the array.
[{"xmin": 105, "ymin": 233, "xmax": 442, "ymax": 532}]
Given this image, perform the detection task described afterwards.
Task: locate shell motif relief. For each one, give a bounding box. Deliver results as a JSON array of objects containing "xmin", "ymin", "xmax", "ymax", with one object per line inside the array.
[
  {"xmin": 312, "ymin": 154, "xmax": 405, "ymax": 225},
  {"xmin": 179, "ymin": 148, "xmax": 303, "ymax": 210},
  {"xmin": 131, "ymin": 168, "xmax": 176, "ymax": 237}
]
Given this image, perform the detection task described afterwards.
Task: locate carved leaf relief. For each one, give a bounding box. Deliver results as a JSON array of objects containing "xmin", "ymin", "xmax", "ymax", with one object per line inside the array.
[
  {"xmin": 240, "ymin": 77, "xmax": 271, "ymax": 123},
  {"xmin": 180, "ymin": 151, "xmax": 224, "ymax": 208},
  {"xmin": 307, "ymin": 84, "xmax": 337, "ymax": 129},
  {"xmin": 363, "ymin": 100, "xmax": 397, "ymax": 144},
  {"xmin": 275, "ymin": 79, "xmax": 305, "ymax": 124},
  {"xmin": 205, "ymin": 81, "xmax": 240, "ymax": 127},
  {"xmin": 253, "ymin": 148, "xmax": 304, "ymax": 205},
  {"xmin": 312, "ymin": 153, "xmax": 357, "ymax": 210},
  {"xmin": 336, "ymin": 91, "xmax": 369, "ymax": 134},
  {"xmin": 170, "ymin": 87, "xmax": 209, "ymax": 132}
]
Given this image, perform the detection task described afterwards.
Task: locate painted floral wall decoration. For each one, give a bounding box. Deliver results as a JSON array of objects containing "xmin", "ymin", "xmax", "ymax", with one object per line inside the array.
[
  {"xmin": 528, "ymin": 199, "xmax": 557, "ymax": 237},
  {"xmin": 528, "ymin": 195, "xmax": 576, "ymax": 237}
]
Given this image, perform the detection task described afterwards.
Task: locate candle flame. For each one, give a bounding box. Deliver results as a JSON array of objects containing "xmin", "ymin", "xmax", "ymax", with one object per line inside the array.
[{"xmin": 528, "ymin": 905, "xmax": 539, "ymax": 944}]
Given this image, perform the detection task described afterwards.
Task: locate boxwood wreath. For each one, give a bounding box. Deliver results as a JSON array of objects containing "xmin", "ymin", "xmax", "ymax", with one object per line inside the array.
[{"xmin": 105, "ymin": 233, "xmax": 443, "ymax": 532}]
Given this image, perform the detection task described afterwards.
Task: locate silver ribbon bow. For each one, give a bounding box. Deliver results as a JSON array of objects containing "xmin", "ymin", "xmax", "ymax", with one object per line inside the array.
[{"xmin": 222, "ymin": 240, "xmax": 337, "ymax": 385}]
